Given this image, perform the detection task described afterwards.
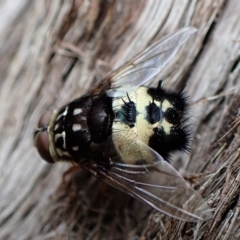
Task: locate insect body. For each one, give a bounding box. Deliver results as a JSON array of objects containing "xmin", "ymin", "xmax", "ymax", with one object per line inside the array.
[
  {"xmin": 112, "ymin": 83, "xmax": 189, "ymax": 164},
  {"xmin": 34, "ymin": 27, "xmax": 212, "ymax": 222}
]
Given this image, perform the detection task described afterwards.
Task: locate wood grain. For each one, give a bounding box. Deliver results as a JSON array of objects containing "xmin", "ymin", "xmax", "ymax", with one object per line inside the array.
[{"xmin": 0, "ymin": 0, "xmax": 239, "ymax": 239}]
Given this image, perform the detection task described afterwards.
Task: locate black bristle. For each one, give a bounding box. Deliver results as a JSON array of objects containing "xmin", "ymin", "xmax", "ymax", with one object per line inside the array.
[
  {"xmin": 121, "ymin": 94, "xmax": 136, "ymax": 127},
  {"xmin": 148, "ymin": 80, "xmax": 191, "ymax": 161}
]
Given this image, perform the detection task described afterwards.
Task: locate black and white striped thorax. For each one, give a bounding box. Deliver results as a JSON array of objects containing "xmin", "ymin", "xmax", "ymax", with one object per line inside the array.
[{"xmin": 48, "ymin": 95, "xmax": 114, "ymax": 161}]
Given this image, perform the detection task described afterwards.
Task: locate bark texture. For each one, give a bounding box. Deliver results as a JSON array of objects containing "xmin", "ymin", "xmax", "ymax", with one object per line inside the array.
[{"xmin": 0, "ymin": 0, "xmax": 240, "ymax": 239}]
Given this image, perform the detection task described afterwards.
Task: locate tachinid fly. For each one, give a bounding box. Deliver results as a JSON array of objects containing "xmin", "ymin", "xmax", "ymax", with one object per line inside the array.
[{"xmin": 34, "ymin": 27, "xmax": 212, "ymax": 222}]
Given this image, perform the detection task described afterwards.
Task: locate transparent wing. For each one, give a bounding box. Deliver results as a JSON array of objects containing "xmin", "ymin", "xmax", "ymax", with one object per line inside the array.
[
  {"xmin": 103, "ymin": 27, "xmax": 197, "ymax": 97},
  {"xmin": 83, "ymin": 141, "xmax": 212, "ymax": 222}
]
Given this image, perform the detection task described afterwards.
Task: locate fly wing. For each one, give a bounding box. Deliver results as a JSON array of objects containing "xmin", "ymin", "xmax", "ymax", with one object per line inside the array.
[
  {"xmin": 85, "ymin": 141, "xmax": 212, "ymax": 222},
  {"xmin": 90, "ymin": 27, "xmax": 197, "ymax": 97}
]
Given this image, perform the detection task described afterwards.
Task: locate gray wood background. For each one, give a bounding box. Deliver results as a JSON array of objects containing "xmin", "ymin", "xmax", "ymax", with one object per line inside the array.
[{"xmin": 0, "ymin": 0, "xmax": 240, "ymax": 239}]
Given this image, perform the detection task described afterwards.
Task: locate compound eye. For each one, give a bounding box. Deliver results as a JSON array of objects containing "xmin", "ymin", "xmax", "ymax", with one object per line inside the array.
[
  {"xmin": 34, "ymin": 111, "xmax": 54, "ymax": 164},
  {"xmin": 35, "ymin": 130, "xmax": 54, "ymax": 163}
]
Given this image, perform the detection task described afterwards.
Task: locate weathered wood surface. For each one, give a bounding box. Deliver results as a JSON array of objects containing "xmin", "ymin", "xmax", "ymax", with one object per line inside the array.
[{"xmin": 0, "ymin": 1, "xmax": 240, "ymax": 239}]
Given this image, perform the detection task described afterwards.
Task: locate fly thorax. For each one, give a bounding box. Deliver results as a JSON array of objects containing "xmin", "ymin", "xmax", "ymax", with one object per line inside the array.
[
  {"xmin": 48, "ymin": 95, "xmax": 113, "ymax": 162},
  {"xmin": 48, "ymin": 97, "xmax": 92, "ymax": 161}
]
